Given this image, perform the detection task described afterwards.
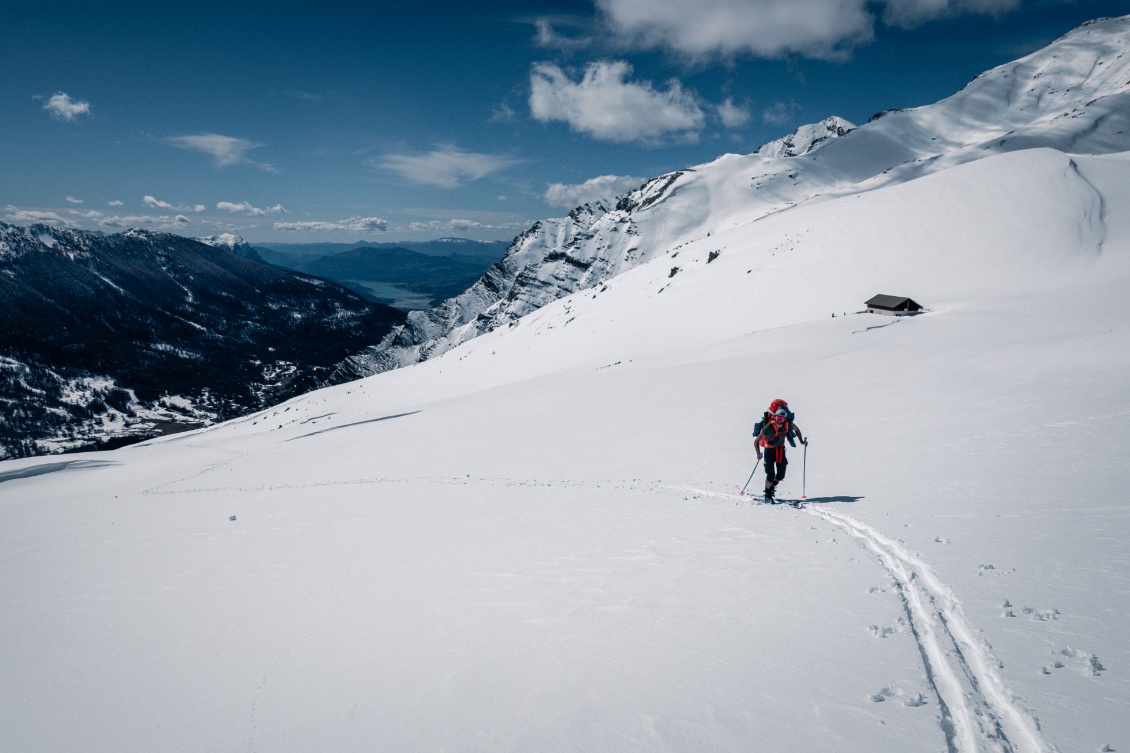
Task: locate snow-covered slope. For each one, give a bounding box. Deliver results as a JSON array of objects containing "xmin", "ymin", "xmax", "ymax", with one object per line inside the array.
[
  {"xmin": 3, "ymin": 141, "xmax": 1129, "ymax": 753},
  {"xmin": 4, "ymin": 16, "xmax": 1130, "ymax": 753},
  {"xmin": 340, "ymin": 15, "xmax": 1130, "ymax": 378}
]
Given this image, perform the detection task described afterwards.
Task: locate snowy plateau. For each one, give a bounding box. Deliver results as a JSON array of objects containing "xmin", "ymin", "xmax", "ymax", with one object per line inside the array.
[{"xmin": 3, "ymin": 16, "xmax": 1130, "ymax": 753}]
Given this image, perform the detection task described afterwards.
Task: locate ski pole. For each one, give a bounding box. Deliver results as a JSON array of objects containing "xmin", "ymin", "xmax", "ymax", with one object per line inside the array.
[
  {"xmin": 740, "ymin": 456, "xmax": 762, "ymax": 496},
  {"xmin": 802, "ymin": 440, "xmax": 808, "ymax": 499}
]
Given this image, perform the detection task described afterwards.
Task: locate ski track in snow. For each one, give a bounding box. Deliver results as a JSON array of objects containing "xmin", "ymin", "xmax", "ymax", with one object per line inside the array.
[
  {"xmin": 139, "ymin": 465, "xmax": 1060, "ymax": 753},
  {"xmin": 809, "ymin": 507, "xmax": 1056, "ymax": 753},
  {"xmin": 672, "ymin": 485, "xmax": 1057, "ymax": 753}
]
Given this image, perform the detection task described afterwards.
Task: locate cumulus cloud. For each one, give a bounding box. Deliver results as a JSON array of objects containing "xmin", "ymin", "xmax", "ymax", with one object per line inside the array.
[
  {"xmin": 96, "ymin": 213, "xmax": 199, "ymax": 230},
  {"xmin": 594, "ymin": 0, "xmax": 1020, "ymax": 60},
  {"xmin": 163, "ymin": 133, "xmax": 273, "ymax": 170},
  {"xmin": 65, "ymin": 196, "xmax": 84, "ymax": 204},
  {"xmin": 3, "ymin": 204, "xmax": 191, "ymax": 231},
  {"xmin": 143, "ymin": 196, "xmax": 208, "ymax": 212},
  {"xmin": 542, "ymin": 174, "xmax": 645, "ymax": 209},
  {"xmin": 107, "ymin": 200, "xmax": 124, "ymax": 207},
  {"xmin": 529, "ymin": 60, "xmax": 704, "ymax": 143},
  {"xmin": 273, "ymin": 217, "xmax": 388, "ymax": 234},
  {"xmin": 3, "ymin": 206, "xmax": 74, "ymax": 226},
  {"xmin": 717, "ymin": 98, "xmax": 752, "ymax": 128},
  {"xmin": 217, "ymin": 201, "xmax": 287, "ymax": 216},
  {"xmin": 144, "ymin": 195, "xmax": 175, "ymax": 209},
  {"xmin": 373, "ymin": 146, "xmax": 521, "ymax": 189},
  {"xmin": 41, "ymin": 92, "xmax": 92, "ymax": 121}
]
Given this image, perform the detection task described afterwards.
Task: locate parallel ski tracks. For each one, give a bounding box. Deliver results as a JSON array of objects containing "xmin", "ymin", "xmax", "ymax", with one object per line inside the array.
[
  {"xmin": 140, "ymin": 467, "xmax": 1056, "ymax": 752},
  {"xmin": 809, "ymin": 507, "xmax": 1057, "ymax": 753},
  {"xmin": 671, "ymin": 485, "xmax": 1056, "ymax": 753}
]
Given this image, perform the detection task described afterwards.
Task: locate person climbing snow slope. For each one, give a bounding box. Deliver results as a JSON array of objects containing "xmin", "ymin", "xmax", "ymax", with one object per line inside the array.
[{"xmin": 756, "ymin": 407, "xmax": 806, "ymax": 501}]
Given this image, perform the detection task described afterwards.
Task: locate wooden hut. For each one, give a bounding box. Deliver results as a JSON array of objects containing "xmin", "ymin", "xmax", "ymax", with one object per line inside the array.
[{"xmin": 865, "ymin": 294, "xmax": 923, "ymax": 316}]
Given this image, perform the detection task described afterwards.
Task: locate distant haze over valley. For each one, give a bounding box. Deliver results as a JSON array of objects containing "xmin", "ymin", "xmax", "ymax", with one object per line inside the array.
[{"xmin": 254, "ymin": 238, "xmax": 510, "ymax": 311}]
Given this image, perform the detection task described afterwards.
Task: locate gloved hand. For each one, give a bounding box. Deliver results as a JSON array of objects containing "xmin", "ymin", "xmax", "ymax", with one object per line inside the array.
[{"xmin": 802, "ymin": 438, "xmax": 809, "ymax": 446}]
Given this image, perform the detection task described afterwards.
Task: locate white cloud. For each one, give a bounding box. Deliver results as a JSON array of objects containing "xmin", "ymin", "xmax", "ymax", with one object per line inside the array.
[
  {"xmin": 529, "ymin": 60, "xmax": 704, "ymax": 143},
  {"xmin": 490, "ymin": 101, "xmax": 517, "ymax": 123},
  {"xmin": 717, "ymin": 98, "xmax": 752, "ymax": 129},
  {"xmin": 594, "ymin": 0, "xmax": 1022, "ymax": 60},
  {"xmin": 533, "ymin": 17, "xmax": 593, "ymax": 50},
  {"xmin": 144, "ymin": 195, "xmax": 175, "ymax": 209},
  {"xmin": 65, "ymin": 196, "xmax": 84, "ymax": 204},
  {"xmin": 2, "ymin": 204, "xmax": 191, "ymax": 231},
  {"xmin": 543, "ymin": 174, "xmax": 645, "ymax": 209},
  {"xmin": 96, "ymin": 213, "xmax": 199, "ymax": 230},
  {"xmin": 217, "ymin": 201, "xmax": 287, "ymax": 216},
  {"xmin": 3, "ymin": 206, "xmax": 74, "ymax": 226},
  {"xmin": 373, "ymin": 146, "xmax": 520, "ymax": 189},
  {"xmin": 273, "ymin": 217, "xmax": 388, "ymax": 234},
  {"xmin": 144, "ymin": 195, "xmax": 210, "ymax": 213},
  {"xmin": 882, "ymin": 0, "xmax": 1021, "ymax": 28},
  {"xmin": 163, "ymin": 133, "xmax": 272, "ymax": 169},
  {"xmin": 762, "ymin": 100, "xmax": 799, "ymax": 125},
  {"xmin": 407, "ymin": 218, "xmax": 530, "ymax": 233},
  {"xmin": 107, "ymin": 200, "xmax": 124, "ymax": 207},
  {"xmin": 41, "ymin": 92, "xmax": 92, "ymax": 121}
]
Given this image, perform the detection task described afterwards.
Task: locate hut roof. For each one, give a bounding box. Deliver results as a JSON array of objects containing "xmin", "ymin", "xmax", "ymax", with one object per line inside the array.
[{"xmin": 866, "ymin": 294, "xmax": 922, "ymax": 310}]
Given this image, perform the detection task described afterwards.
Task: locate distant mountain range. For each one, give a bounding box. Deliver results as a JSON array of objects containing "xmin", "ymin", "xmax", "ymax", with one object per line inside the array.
[
  {"xmin": 253, "ymin": 238, "xmax": 509, "ymax": 310},
  {"xmin": 256, "ymin": 237, "xmax": 510, "ymax": 262},
  {"xmin": 337, "ymin": 15, "xmax": 1130, "ymax": 378},
  {"xmin": 0, "ymin": 225, "xmax": 404, "ymax": 458}
]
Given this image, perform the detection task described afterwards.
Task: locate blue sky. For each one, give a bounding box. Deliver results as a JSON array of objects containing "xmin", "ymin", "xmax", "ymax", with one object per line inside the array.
[{"xmin": 1, "ymin": 0, "xmax": 1124, "ymax": 243}]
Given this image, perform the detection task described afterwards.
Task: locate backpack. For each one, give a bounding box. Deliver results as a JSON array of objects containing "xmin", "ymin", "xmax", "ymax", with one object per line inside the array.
[{"xmin": 752, "ymin": 398, "xmax": 798, "ymax": 446}]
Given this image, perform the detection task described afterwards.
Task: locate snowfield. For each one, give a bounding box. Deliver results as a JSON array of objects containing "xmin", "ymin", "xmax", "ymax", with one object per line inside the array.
[
  {"xmin": 2, "ymin": 144, "xmax": 1127, "ymax": 753},
  {"xmin": 4, "ymin": 17, "xmax": 1130, "ymax": 752}
]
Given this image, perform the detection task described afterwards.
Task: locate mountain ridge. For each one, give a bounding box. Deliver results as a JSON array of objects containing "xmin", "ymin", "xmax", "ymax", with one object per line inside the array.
[
  {"xmin": 0, "ymin": 224, "xmax": 404, "ymax": 457},
  {"xmin": 335, "ymin": 14, "xmax": 1130, "ymax": 381}
]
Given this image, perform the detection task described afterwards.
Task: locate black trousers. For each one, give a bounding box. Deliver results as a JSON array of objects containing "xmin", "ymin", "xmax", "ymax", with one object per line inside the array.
[{"xmin": 764, "ymin": 445, "xmax": 788, "ymax": 485}]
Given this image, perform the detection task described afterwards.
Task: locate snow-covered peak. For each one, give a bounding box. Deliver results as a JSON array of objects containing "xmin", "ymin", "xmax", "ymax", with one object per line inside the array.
[
  {"xmin": 196, "ymin": 233, "xmax": 245, "ymax": 249},
  {"xmin": 195, "ymin": 233, "xmax": 262, "ymax": 262},
  {"xmin": 340, "ymin": 14, "xmax": 1130, "ymax": 381},
  {"xmin": 753, "ymin": 116, "xmax": 855, "ymax": 158},
  {"xmin": 0, "ymin": 221, "xmax": 96, "ymax": 261}
]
